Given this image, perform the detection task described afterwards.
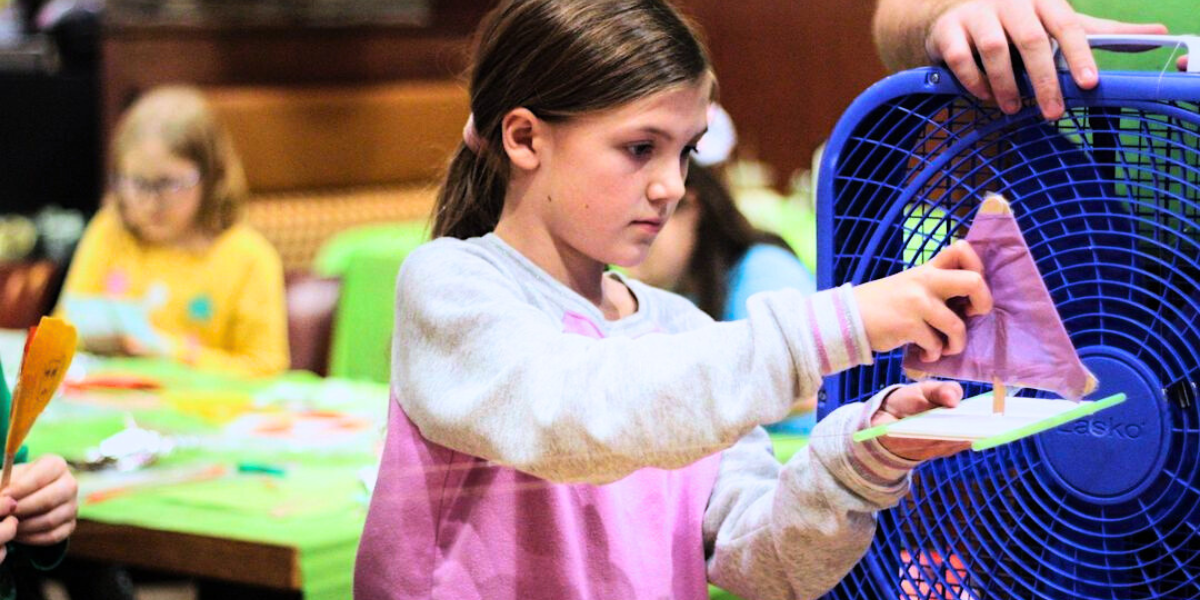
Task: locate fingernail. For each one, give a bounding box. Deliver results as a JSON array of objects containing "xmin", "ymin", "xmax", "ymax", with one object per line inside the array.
[
  {"xmin": 1080, "ymin": 67, "xmax": 1096, "ymax": 84},
  {"xmin": 1003, "ymin": 100, "xmax": 1020, "ymax": 114},
  {"xmin": 1045, "ymin": 99, "xmax": 1063, "ymax": 120}
]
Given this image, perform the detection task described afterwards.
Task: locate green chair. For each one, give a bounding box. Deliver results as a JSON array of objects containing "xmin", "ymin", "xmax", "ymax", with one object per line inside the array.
[{"xmin": 315, "ymin": 221, "xmax": 430, "ymax": 383}]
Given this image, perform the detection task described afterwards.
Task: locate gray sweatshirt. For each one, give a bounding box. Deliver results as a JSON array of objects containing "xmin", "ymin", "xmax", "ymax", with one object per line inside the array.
[{"xmin": 363, "ymin": 233, "xmax": 919, "ymax": 600}]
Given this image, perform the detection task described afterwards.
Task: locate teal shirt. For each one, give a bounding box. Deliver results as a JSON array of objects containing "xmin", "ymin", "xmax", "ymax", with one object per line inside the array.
[
  {"xmin": 723, "ymin": 244, "xmax": 816, "ymax": 321},
  {"xmin": 722, "ymin": 244, "xmax": 818, "ymax": 435}
]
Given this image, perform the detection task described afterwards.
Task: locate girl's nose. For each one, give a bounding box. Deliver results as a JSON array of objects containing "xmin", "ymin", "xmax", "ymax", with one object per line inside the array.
[{"xmin": 647, "ymin": 164, "xmax": 687, "ymax": 204}]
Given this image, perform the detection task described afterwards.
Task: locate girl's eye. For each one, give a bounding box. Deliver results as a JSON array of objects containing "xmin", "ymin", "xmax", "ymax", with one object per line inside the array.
[
  {"xmin": 681, "ymin": 145, "xmax": 699, "ymax": 159},
  {"xmin": 627, "ymin": 143, "xmax": 654, "ymax": 160}
]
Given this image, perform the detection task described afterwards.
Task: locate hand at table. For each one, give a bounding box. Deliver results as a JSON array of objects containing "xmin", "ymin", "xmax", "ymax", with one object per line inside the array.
[
  {"xmin": 81, "ymin": 333, "xmax": 166, "ymax": 359},
  {"xmin": 0, "ymin": 497, "xmax": 17, "ymax": 564},
  {"xmin": 81, "ymin": 334, "xmax": 142, "ymax": 357},
  {"xmin": 871, "ymin": 381, "xmax": 972, "ymax": 461},
  {"xmin": 4, "ymin": 455, "xmax": 78, "ymax": 546}
]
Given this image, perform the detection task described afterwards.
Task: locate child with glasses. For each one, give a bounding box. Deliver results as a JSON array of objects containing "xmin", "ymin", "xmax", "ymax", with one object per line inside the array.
[{"xmin": 56, "ymin": 86, "xmax": 289, "ymax": 377}]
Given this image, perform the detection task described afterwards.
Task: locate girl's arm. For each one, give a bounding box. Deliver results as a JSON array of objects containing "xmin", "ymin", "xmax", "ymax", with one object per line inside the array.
[
  {"xmin": 702, "ymin": 388, "xmax": 916, "ymax": 599},
  {"xmin": 393, "ymin": 240, "xmax": 872, "ymax": 485}
]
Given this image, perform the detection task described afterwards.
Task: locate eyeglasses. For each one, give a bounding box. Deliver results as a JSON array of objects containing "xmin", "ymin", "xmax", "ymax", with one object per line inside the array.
[{"xmin": 115, "ymin": 171, "xmax": 202, "ymax": 201}]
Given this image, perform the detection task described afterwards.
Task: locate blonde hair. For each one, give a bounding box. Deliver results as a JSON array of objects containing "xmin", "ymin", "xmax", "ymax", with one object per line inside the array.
[{"xmin": 109, "ymin": 85, "xmax": 247, "ymax": 236}]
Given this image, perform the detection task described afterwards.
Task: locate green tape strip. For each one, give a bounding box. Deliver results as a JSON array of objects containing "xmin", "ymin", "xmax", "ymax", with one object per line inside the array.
[
  {"xmin": 852, "ymin": 392, "xmax": 1128, "ymax": 452},
  {"xmin": 970, "ymin": 393, "xmax": 1126, "ymax": 451}
]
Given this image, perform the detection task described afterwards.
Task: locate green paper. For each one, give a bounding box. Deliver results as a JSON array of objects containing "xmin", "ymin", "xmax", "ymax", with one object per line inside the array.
[{"xmin": 854, "ymin": 392, "xmax": 1127, "ymax": 451}]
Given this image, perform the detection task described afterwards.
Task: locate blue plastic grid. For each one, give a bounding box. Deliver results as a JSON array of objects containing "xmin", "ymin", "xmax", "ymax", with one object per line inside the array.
[{"xmin": 817, "ymin": 67, "xmax": 1199, "ymax": 600}]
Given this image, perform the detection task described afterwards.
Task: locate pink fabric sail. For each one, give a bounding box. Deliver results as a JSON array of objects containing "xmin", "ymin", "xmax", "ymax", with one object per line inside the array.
[{"xmin": 903, "ymin": 199, "xmax": 1098, "ymax": 400}]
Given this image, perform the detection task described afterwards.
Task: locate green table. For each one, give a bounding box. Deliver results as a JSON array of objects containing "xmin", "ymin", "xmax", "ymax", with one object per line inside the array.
[
  {"xmin": 0, "ymin": 331, "xmax": 389, "ymax": 600},
  {"xmin": 1, "ymin": 331, "xmax": 811, "ymax": 599}
]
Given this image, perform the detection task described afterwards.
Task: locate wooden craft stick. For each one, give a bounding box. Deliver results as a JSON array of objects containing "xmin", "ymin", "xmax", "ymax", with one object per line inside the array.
[
  {"xmin": 993, "ymin": 377, "xmax": 1007, "ymax": 415},
  {"xmin": 980, "ymin": 194, "xmax": 1013, "ymax": 215}
]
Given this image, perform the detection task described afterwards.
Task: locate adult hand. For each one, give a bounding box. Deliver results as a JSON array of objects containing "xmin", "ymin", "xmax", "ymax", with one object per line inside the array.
[
  {"xmin": 854, "ymin": 240, "xmax": 993, "ymax": 363},
  {"xmin": 871, "ymin": 381, "xmax": 972, "ymax": 461},
  {"xmin": 5, "ymin": 454, "xmax": 78, "ymax": 546},
  {"xmin": 925, "ymin": 0, "xmax": 1167, "ymax": 119}
]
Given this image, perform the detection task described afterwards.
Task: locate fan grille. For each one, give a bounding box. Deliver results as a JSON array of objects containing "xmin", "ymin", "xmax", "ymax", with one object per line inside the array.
[{"xmin": 818, "ymin": 69, "xmax": 1200, "ymax": 600}]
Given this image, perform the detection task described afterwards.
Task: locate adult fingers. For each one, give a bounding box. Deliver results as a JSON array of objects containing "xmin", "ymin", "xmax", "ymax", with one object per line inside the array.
[
  {"xmin": 933, "ymin": 19, "xmax": 993, "ymax": 101},
  {"xmin": 1076, "ymin": 15, "xmax": 1168, "ymax": 36},
  {"xmin": 1036, "ymin": 0, "xmax": 1096, "ymax": 92},
  {"xmin": 965, "ymin": 10, "xmax": 1020, "ymax": 114},
  {"xmin": 1002, "ymin": 0, "xmax": 1063, "ymax": 119}
]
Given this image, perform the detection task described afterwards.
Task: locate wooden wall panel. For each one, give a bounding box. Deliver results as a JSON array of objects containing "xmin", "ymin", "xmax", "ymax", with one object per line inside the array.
[
  {"xmin": 101, "ymin": 0, "xmax": 884, "ymax": 190},
  {"xmin": 676, "ymin": 0, "xmax": 887, "ymax": 188},
  {"xmin": 99, "ymin": 0, "xmax": 497, "ymax": 140}
]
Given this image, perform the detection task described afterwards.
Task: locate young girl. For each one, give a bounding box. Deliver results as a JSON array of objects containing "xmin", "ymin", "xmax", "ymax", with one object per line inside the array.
[
  {"xmin": 356, "ymin": 1, "xmax": 991, "ymax": 599},
  {"xmin": 56, "ymin": 86, "xmax": 289, "ymax": 377}
]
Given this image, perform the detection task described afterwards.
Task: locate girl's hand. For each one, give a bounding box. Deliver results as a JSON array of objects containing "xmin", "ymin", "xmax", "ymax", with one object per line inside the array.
[
  {"xmin": 872, "ymin": 381, "xmax": 972, "ymax": 461},
  {"xmin": 853, "ymin": 240, "xmax": 993, "ymax": 363},
  {"xmin": 5, "ymin": 455, "xmax": 78, "ymax": 546},
  {"xmin": 925, "ymin": 0, "xmax": 1166, "ymax": 119}
]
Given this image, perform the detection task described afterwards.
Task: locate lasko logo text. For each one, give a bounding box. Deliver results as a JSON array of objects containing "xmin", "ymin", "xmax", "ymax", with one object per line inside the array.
[{"xmin": 1056, "ymin": 418, "xmax": 1145, "ymax": 439}]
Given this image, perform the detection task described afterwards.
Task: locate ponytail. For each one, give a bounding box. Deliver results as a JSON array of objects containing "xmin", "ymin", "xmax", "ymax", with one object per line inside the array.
[{"xmin": 432, "ymin": 143, "xmax": 508, "ymax": 239}]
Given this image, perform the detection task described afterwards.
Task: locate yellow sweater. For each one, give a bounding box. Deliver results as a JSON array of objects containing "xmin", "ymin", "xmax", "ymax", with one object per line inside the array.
[{"xmin": 57, "ymin": 208, "xmax": 289, "ymax": 377}]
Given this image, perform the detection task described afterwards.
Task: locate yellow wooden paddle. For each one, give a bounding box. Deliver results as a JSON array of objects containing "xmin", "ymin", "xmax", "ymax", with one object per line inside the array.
[{"xmin": 2, "ymin": 317, "xmax": 77, "ymax": 489}]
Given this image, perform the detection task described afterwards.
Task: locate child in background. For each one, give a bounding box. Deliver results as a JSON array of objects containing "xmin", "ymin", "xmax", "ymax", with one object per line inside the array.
[
  {"xmin": 56, "ymin": 86, "xmax": 288, "ymax": 377},
  {"xmin": 356, "ymin": 1, "xmax": 991, "ymax": 599},
  {"xmin": 629, "ymin": 160, "xmax": 815, "ymax": 322}
]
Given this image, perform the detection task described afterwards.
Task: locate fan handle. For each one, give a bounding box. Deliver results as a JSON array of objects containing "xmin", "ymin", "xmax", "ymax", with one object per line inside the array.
[{"xmin": 1053, "ymin": 34, "xmax": 1199, "ymax": 74}]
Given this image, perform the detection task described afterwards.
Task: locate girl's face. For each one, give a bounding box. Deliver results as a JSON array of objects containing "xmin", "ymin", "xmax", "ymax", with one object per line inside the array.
[
  {"xmin": 116, "ymin": 137, "xmax": 204, "ymax": 246},
  {"xmin": 507, "ymin": 79, "xmax": 710, "ymax": 274}
]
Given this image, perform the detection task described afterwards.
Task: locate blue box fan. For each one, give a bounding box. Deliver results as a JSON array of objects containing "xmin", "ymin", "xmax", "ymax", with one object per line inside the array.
[{"xmin": 816, "ymin": 36, "xmax": 1200, "ymax": 599}]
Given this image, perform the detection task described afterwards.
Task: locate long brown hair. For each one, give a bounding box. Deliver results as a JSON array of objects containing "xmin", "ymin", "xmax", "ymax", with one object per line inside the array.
[
  {"xmin": 678, "ymin": 163, "xmax": 795, "ymax": 319},
  {"xmin": 109, "ymin": 85, "xmax": 247, "ymax": 237},
  {"xmin": 434, "ymin": 0, "xmax": 711, "ymax": 239}
]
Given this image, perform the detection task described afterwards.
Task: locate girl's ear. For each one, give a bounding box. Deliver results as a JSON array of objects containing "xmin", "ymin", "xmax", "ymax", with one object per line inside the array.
[{"xmin": 501, "ymin": 108, "xmax": 543, "ymax": 171}]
